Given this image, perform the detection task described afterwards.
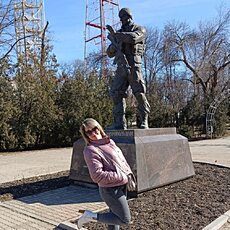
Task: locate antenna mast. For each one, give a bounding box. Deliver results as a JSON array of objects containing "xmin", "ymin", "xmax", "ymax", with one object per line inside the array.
[
  {"xmin": 14, "ymin": 0, "xmax": 45, "ymax": 65},
  {"xmin": 84, "ymin": 0, "xmax": 120, "ymax": 77}
]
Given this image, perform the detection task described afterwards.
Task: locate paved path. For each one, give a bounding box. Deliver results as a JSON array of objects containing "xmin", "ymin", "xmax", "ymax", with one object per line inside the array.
[
  {"xmin": 0, "ymin": 185, "xmax": 106, "ymax": 230},
  {"xmin": 0, "ymin": 148, "xmax": 72, "ymax": 184},
  {"xmin": 189, "ymin": 135, "xmax": 230, "ymax": 168}
]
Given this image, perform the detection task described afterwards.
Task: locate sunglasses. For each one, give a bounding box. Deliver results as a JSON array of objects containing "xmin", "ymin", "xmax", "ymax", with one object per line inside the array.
[{"xmin": 85, "ymin": 126, "xmax": 98, "ymax": 136}]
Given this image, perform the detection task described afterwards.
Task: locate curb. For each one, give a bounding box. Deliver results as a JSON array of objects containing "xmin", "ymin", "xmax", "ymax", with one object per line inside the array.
[
  {"xmin": 203, "ymin": 210, "xmax": 230, "ymax": 230},
  {"xmin": 58, "ymin": 221, "xmax": 84, "ymax": 230}
]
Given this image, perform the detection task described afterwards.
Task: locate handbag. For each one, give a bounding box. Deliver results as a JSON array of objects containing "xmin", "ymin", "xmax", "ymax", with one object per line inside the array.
[
  {"xmin": 126, "ymin": 173, "xmax": 136, "ymax": 192},
  {"xmin": 96, "ymin": 147, "xmax": 137, "ymax": 192}
]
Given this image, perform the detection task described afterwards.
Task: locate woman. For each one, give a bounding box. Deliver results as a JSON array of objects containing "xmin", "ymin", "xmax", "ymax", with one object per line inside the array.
[{"xmin": 77, "ymin": 118, "xmax": 133, "ymax": 230}]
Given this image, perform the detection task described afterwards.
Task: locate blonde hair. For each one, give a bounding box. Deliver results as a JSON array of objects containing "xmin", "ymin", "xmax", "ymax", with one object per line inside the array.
[{"xmin": 80, "ymin": 118, "xmax": 107, "ymax": 145}]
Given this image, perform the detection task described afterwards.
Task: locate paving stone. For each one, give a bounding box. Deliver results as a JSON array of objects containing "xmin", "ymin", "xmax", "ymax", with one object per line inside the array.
[
  {"xmin": 0, "ymin": 204, "xmax": 55, "ymax": 229},
  {"xmin": 0, "ymin": 185, "xmax": 107, "ymax": 230}
]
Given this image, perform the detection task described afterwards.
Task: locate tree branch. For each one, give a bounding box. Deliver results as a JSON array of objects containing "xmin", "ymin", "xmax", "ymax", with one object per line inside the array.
[{"xmin": 0, "ymin": 35, "xmax": 32, "ymax": 62}]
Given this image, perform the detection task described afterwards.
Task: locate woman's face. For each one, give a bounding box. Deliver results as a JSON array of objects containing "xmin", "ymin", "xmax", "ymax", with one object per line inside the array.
[{"xmin": 84, "ymin": 125, "xmax": 102, "ymax": 141}]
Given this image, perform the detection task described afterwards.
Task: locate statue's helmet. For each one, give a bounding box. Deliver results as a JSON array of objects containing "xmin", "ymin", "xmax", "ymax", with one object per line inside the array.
[{"xmin": 118, "ymin": 8, "xmax": 132, "ymax": 19}]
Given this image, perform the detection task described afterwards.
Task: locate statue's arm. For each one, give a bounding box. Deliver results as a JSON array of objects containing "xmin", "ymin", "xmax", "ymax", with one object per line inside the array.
[
  {"xmin": 106, "ymin": 43, "xmax": 117, "ymax": 58},
  {"xmin": 114, "ymin": 26, "xmax": 146, "ymax": 44},
  {"xmin": 106, "ymin": 25, "xmax": 119, "ymax": 58}
]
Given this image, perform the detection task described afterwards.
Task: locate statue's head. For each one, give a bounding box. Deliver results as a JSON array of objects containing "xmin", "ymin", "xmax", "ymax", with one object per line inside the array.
[{"xmin": 119, "ymin": 8, "xmax": 132, "ymax": 26}]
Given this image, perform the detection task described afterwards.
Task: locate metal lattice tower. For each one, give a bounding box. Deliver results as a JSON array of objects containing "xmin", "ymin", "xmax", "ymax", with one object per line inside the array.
[
  {"xmin": 206, "ymin": 87, "xmax": 230, "ymax": 138},
  {"xmin": 14, "ymin": 0, "xmax": 45, "ymax": 64},
  {"xmin": 84, "ymin": 0, "xmax": 120, "ymax": 76}
]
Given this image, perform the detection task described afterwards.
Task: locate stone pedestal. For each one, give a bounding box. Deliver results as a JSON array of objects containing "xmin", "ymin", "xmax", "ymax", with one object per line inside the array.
[{"xmin": 69, "ymin": 128, "xmax": 195, "ymax": 193}]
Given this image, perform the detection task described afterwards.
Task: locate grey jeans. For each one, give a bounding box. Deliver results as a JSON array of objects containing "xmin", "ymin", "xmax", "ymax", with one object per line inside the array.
[{"xmin": 98, "ymin": 185, "xmax": 131, "ymax": 230}]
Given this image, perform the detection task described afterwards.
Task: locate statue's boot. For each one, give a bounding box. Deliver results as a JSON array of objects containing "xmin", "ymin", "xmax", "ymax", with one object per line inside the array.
[
  {"xmin": 139, "ymin": 113, "xmax": 149, "ymax": 129},
  {"xmin": 134, "ymin": 92, "xmax": 150, "ymax": 129},
  {"xmin": 106, "ymin": 114, "xmax": 127, "ymax": 130}
]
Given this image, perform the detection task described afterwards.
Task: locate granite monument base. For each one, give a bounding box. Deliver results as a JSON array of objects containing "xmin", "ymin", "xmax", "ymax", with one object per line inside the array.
[{"xmin": 69, "ymin": 128, "xmax": 195, "ymax": 193}]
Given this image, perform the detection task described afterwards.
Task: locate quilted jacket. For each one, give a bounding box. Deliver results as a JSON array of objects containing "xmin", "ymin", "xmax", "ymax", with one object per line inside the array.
[{"xmin": 83, "ymin": 137, "xmax": 132, "ymax": 188}]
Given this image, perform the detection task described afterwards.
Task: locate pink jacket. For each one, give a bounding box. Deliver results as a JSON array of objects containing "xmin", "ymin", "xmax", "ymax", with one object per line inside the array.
[{"xmin": 83, "ymin": 137, "xmax": 132, "ymax": 188}]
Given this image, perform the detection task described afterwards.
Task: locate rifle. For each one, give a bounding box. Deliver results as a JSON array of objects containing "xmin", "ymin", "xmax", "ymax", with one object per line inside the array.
[{"xmin": 106, "ymin": 25, "xmax": 131, "ymax": 75}]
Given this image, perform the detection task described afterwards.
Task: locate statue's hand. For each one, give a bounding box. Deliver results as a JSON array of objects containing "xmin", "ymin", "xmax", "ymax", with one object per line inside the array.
[
  {"xmin": 106, "ymin": 25, "xmax": 115, "ymax": 35},
  {"xmin": 107, "ymin": 33, "xmax": 113, "ymax": 41}
]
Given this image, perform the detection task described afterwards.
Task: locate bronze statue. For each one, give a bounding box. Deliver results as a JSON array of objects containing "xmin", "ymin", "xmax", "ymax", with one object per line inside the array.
[{"xmin": 106, "ymin": 8, "xmax": 150, "ymax": 129}]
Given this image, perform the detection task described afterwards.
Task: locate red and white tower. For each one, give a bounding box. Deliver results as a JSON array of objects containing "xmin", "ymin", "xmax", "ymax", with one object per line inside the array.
[{"xmin": 84, "ymin": 0, "xmax": 120, "ymax": 77}]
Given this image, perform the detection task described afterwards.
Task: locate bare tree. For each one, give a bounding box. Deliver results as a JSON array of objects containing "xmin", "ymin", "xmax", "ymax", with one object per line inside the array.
[
  {"xmin": 0, "ymin": 0, "xmax": 16, "ymax": 61},
  {"xmin": 162, "ymin": 6, "xmax": 230, "ymax": 100},
  {"xmin": 143, "ymin": 27, "xmax": 164, "ymax": 83}
]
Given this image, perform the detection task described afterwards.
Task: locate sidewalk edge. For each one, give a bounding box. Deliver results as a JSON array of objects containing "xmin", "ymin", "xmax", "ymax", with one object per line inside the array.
[{"xmin": 202, "ymin": 210, "xmax": 230, "ymax": 230}]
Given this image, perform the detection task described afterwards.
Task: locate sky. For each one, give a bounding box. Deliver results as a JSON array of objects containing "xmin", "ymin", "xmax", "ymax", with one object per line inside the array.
[{"xmin": 44, "ymin": 0, "xmax": 230, "ymax": 63}]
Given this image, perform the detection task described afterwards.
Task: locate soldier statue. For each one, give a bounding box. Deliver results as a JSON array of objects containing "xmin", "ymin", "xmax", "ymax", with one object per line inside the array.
[{"xmin": 106, "ymin": 7, "xmax": 150, "ymax": 129}]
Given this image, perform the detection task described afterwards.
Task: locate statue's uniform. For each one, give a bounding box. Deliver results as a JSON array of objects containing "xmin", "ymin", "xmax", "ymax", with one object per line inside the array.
[{"xmin": 107, "ymin": 23, "xmax": 150, "ymax": 129}]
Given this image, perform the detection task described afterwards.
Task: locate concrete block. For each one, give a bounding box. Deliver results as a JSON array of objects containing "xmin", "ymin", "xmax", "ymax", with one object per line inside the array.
[{"xmin": 69, "ymin": 128, "xmax": 195, "ymax": 193}]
